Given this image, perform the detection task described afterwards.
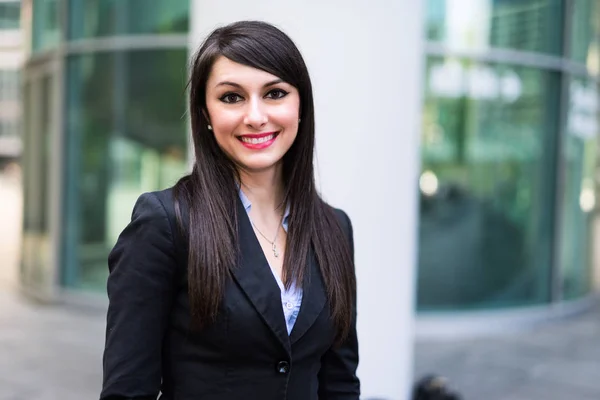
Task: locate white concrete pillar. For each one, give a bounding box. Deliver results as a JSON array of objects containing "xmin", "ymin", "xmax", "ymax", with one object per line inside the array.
[{"xmin": 191, "ymin": 2, "xmax": 424, "ymax": 399}]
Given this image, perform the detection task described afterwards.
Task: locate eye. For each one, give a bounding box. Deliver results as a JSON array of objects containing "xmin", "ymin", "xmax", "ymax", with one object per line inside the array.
[
  {"xmin": 219, "ymin": 93, "xmax": 243, "ymax": 104},
  {"xmin": 265, "ymin": 89, "xmax": 289, "ymax": 100}
]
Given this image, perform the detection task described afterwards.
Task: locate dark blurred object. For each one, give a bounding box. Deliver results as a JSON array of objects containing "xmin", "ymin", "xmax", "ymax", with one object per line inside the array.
[
  {"xmin": 413, "ymin": 375, "xmax": 462, "ymax": 400},
  {"xmin": 418, "ymin": 182, "xmax": 529, "ymax": 309}
]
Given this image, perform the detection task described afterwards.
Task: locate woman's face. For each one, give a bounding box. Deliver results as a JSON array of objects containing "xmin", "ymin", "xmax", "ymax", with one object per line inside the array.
[{"xmin": 204, "ymin": 56, "xmax": 301, "ymax": 174}]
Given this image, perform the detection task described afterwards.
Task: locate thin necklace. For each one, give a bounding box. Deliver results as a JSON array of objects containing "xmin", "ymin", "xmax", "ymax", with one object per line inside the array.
[{"xmin": 250, "ymin": 215, "xmax": 284, "ymax": 258}]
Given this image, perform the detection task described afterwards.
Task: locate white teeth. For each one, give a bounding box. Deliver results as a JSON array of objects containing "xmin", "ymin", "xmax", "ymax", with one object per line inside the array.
[{"xmin": 241, "ymin": 134, "xmax": 275, "ymax": 144}]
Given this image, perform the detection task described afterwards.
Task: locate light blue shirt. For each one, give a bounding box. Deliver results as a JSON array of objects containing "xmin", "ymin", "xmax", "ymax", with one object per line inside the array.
[{"xmin": 239, "ymin": 189, "xmax": 303, "ymax": 335}]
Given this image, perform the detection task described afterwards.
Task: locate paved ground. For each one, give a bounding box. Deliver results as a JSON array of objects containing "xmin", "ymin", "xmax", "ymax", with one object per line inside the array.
[
  {"xmin": 0, "ymin": 289, "xmax": 106, "ymax": 400},
  {"xmin": 414, "ymin": 303, "xmax": 600, "ymax": 400}
]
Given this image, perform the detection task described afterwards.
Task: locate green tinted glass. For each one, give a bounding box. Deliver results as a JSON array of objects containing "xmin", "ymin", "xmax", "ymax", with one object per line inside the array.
[
  {"xmin": 427, "ymin": 0, "xmax": 563, "ymax": 55},
  {"xmin": 32, "ymin": 0, "xmax": 61, "ymax": 52},
  {"xmin": 63, "ymin": 50, "xmax": 189, "ymax": 290},
  {"xmin": 571, "ymin": 0, "xmax": 600, "ymax": 66},
  {"xmin": 417, "ymin": 57, "xmax": 560, "ymax": 310},
  {"xmin": 559, "ymin": 77, "xmax": 598, "ymax": 299},
  {"xmin": 0, "ymin": 1, "xmax": 20, "ymax": 30},
  {"xmin": 68, "ymin": 0, "xmax": 189, "ymax": 40}
]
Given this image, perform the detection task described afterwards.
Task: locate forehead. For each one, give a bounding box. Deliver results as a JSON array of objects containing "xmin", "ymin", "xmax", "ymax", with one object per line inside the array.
[{"xmin": 207, "ymin": 56, "xmax": 281, "ymax": 88}]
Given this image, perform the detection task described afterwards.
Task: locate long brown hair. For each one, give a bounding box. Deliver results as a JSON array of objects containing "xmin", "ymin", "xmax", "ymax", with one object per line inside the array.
[{"xmin": 173, "ymin": 20, "xmax": 355, "ymax": 341}]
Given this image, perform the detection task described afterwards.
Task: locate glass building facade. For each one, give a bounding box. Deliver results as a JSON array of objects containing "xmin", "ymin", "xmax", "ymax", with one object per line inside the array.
[
  {"xmin": 0, "ymin": 0, "xmax": 22, "ymax": 163},
  {"xmin": 21, "ymin": 0, "xmax": 189, "ymax": 295},
  {"xmin": 0, "ymin": 0, "xmax": 20, "ymax": 30},
  {"xmin": 418, "ymin": 0, "xmax": 600, "ymax": 311},
  {"xmin": 20, "ymin": 0, "xmax": 599, "ymax": 317}
]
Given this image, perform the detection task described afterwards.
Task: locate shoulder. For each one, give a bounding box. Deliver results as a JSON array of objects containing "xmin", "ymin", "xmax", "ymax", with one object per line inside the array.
[
  {"xmin": 145, "ymin": 187, "xmax": 176, "ymax": 213},
  {"xmin": 129, "ymin": 187, "xmax": 179, "ymax": 236},
  {"xmin": 332, "ymin": 207, "xmax": 352, "ymax": 233},
  {"xmin": 321, "ymin": 201, "xmax": 353, "ymax": 240},
  {"xmin": 109, "ymin": 188, "xmax": 180, "ymax": 266},
  {"xmin": 132, "ymin": 188, "xmax": 175, "ymax": 218},
  {"xmin": 326, "ymin": 204, "xmax": 355, "ymax": 260}
]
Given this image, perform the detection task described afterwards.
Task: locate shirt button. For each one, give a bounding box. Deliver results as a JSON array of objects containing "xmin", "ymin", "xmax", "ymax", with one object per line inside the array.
[
  {"xmin": 276, "ymin": 361, "xmax": 290, "ymax": 374},
  {"xmin": 285, "ymin": 302, "xmax": 294, "ymax": 310}
]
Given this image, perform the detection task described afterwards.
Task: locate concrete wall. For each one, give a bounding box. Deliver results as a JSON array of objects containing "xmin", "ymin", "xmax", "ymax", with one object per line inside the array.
[{"xmin": 190, "ymin": 2, "xmax": 424, "ymax": 398}]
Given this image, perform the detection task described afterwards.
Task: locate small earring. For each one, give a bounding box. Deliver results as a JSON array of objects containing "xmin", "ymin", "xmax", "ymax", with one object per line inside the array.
[
  {"xmin": 298, "ymin": 118, "xmax": 301, "ymax": 123},
  {"xmin": 207, "ymin": 124, "xmax": 213, "ymax": 131}
]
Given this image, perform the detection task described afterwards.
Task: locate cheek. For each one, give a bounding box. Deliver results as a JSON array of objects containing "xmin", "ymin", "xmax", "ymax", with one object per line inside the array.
[
  {"xmin": 211, "ymin": 111, "xmax": 242, "ymax": 143},
  {"xmin": 274, "ymin": 106, "xmax": 300, "ymax": 130}
]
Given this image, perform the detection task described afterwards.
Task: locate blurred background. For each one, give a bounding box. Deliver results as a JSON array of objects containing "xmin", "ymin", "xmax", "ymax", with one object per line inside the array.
[{"xmin": 1, "ymin": 0, "xmax": 599, "ymax": 399}]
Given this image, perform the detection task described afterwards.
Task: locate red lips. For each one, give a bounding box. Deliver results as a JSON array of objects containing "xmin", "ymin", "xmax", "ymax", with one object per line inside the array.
[{"xmin": 237, "ymin": 131, "xmax": 279, "ymax": 150}]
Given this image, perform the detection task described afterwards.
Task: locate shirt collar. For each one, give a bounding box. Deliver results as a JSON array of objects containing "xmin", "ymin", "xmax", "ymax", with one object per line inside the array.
[{"xmin": 238, "ymin": 187, "xmax": 290, "ymax": 232}]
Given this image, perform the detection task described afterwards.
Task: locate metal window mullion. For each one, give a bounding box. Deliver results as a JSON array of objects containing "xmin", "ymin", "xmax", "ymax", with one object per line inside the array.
[
  {"xmin": 550, "ymin": 0, "xmax": 576, "ymax": 304},
  {"xmin": 63, "ymin": 34, "xmax": 189, "ymax": 54},
  {"xmin": 425, "ymin": 41, "xmax": 596, "ymax": 80}
]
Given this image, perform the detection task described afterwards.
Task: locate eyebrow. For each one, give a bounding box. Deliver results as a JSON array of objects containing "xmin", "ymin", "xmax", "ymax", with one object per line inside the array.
[{"xmin": 216, "ymin": 79, "xmax": 284, "ymax": 89}]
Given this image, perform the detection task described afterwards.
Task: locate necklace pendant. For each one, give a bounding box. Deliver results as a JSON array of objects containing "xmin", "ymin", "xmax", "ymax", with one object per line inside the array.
[{"xmin": 272, "ymin": 243, "xmax": 279, "ymax": 258}]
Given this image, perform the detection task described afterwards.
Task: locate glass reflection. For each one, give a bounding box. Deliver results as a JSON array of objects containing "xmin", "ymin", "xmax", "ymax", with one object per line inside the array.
[
  {"xmin": 559, "ymin": 77, "xmax": 598, "ymax": 299},
  {"xmin": 63, "ymin": 50, "xmax": 188, "ymax": 290},
  {"xmin": 417, "ymin": 57, "xmax": 560, "ymax": 310},
  {"xmin": 68, "ymin": 0, "xmax": 189, "ymax": 40},
  {"xmin": 0, "ymin": 1, "xmax": 20, "ymax": 30},
  {"xmin": 427, "ymin": 0, "xmax": 563, "ymax": 55},
  {"xmin": 571, "ymin": 0, "xmax": 600, "ymax": 72},
  {"xmin": 32, "ymin": 0, "xmax": 60, "ymax": 52}
]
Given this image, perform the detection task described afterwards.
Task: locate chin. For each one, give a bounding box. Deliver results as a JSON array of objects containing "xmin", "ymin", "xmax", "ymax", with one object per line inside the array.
[{"xmin": 237, "ymin": 156, "xmax": 284, "ymax": 173}]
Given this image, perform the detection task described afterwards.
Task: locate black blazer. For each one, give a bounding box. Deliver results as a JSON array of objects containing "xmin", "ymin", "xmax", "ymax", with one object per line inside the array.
[{"xmin": 101, "ymin": 188, "xmax": 360, "ymax": 400}]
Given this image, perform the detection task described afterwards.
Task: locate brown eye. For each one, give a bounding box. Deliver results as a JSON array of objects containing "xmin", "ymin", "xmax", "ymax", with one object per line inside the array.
[
  {"xmin": 220, "ymin": 93, "xmax": 243, "ymax": 104},
  {"xmin": 265, "ymin": 89, "xmax": 289, "ymax": 99}
]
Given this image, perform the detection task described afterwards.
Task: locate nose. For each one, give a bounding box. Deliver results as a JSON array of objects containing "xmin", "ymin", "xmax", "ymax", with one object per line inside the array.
[{"xmin": 243, "ymin": 96, "xmax": 268, "ymax": 129}]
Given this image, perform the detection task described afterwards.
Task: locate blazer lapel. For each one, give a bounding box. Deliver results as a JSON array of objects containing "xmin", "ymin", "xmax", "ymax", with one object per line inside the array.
[
  {"xmin": 229, "ymin": 197, "xmax": 291, "ymax": 355},
  {"xmin": 289, "ymin": 247, "xmax": 326, "ymax": 344}
]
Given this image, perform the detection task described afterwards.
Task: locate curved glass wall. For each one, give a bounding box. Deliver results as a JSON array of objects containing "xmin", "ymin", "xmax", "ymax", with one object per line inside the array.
[
  {"xmin": 68, "ymin": 0, "xmax": 188, "ymax": 40},
  {"xmin": 63, "ymin": 49, "xmax": 188, "ymax": 290},
  {"xmin": 418, "ymin": 59, "xmax": 559, "ymax": 309},
  {"xmin": 22, "ymin": 0, "xmax": 190, "ymax": 293},
  {"xmin": 418, "ymin": 0, "xmax": 599, "ymax": 311}
]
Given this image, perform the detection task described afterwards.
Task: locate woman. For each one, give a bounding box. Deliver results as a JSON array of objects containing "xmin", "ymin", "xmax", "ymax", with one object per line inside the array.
[{"xmin": 101, "ymin": 20, "xmax": 359, "ymax": 400}]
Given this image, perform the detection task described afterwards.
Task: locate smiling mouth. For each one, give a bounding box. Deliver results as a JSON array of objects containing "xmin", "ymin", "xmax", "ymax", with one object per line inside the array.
[{"xmin": 237, "ymin": 132, "xmax": 279, "ymax": 145}]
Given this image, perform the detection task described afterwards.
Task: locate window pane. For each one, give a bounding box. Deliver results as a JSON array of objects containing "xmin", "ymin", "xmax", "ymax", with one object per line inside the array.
[
  {"xmin": 63, "ymin": 50, "xmax": 188, "ymax": 290},
  {"xmin": 68, "ymin": 0, "xmax": 189, "ymax": 40},
  {"xmin": 417, "ymin": 57, "xmax": 560, "ymax": 310},
  {"xmin": 559, "ymin": 77, "xmax": 599, "ymax": 299},
  {"xmin": 0, "ymin": 70, "xmax": 21, "ymax": 146},
  {"xmin": 426, "ymin": 0, "xmax": 563, "ymax": 55},
  {"xmin": 32, "ymin": 0, "xmax": 61, "ymax": 52},
  {"xmin": 571, "ymin": 0, "xmax": 600, "ymax": 68},
  {"xmin": 21, "ymin": 76, "xmax": 53, "ymax": 289},
  {"xmin": 0, "ymin": 1, "xmax": 21, "ymax": 30}
]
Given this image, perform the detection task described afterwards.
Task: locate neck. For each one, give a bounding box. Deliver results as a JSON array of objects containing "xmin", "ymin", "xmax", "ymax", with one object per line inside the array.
[{"xmin": 239, "ymin": 165, "xmax": 285, "ymax": 216}]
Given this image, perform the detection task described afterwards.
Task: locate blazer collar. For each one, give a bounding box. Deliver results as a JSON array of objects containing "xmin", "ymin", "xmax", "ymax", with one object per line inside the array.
[
  {"xmin": 289, "ymin": 250, "xmax": 326, "ymax": 345},
  {"xmin": 229, "ymin": 196, "xmax": 326, "ymax": 354}
]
